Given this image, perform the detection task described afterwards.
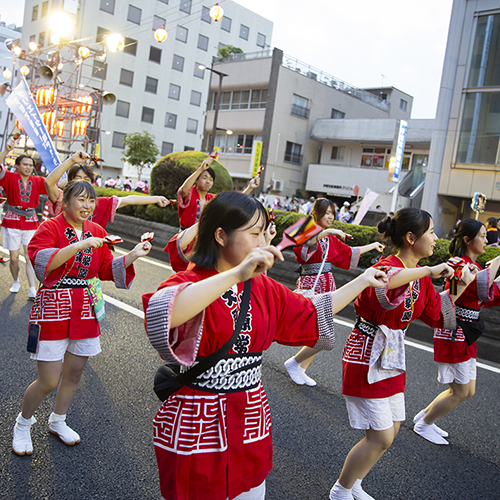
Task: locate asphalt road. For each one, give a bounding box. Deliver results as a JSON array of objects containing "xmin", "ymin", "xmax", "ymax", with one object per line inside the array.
[{"xmin": 1, "ymin": 245, "xmax": 499, "ymax": 500}]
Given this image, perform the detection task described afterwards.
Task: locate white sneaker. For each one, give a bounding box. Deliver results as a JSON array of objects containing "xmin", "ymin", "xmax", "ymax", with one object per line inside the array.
[
  {"xmin": 48, "ymin": 413, "xmax": 80, "ymax": 446},
  {"xmin": 301, "ymin": 369, "xmax": 317, "ymax": 387},
  {"xmin": 413, "ymin": 419, "xmax": 448, "ymax": 445},
  {"xmin": 284, "ymin": 357, "xmax": 305, "ymax": 385},
  {"xmin": 413, "ymin": 409, "xmax": 449, "ymax": 437},
  {"xmin": 9, "ymin": 280, "xmax": 20, "ymax": 293},
  {"xmin": 330, "ymin": 481, "xmax": 354, "ymax": 500},
  {"xmin": 352, "ymin": 479, "xmax": 376, "ymax": 500},
  {"xmin": 12, "ymin": 413, "xmax": 36, "ymax": 456},
  {"xmin": 28, "ymin": 287, "xmax": 37, "ymax": 300}
]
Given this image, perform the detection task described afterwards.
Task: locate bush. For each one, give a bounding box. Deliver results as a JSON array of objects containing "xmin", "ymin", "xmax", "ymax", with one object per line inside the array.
[{"xmin": 150, "ymin": 151, "xmax": 233, "ymax": 199}]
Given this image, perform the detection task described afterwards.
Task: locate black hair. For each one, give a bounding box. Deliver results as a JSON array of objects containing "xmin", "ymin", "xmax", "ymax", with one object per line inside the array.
[
  {"xmin": 312, "ymin": 198, "xmax": 334, "ymax": 223},
  {"xmin": 63, "ymin": 180, "xmax": 96, "ymax": 203},
  {"xmin": 68, "ymin": 164, "xmax": 95, "ymax": 183},
  {"xmin": 190, "ymin": 191, "xmax": 268, "ymax": 270},
  {"xmin": 201, "ymin": 167, "xmax": 216, "ymax": 181},
  {"xmin": 377, "ymin": 207, "xmax": 432, "ymax": 249},
  {"xmin": 15, "ymin": 154, "xmax": 34, "ymax": 166},
  {"xmin": 487, "ymin": 217, "xmax": 498, "ymax": 228},
  {"xmin": 449, "ymin": 218, "xmax": 484, "ymax": 257}
]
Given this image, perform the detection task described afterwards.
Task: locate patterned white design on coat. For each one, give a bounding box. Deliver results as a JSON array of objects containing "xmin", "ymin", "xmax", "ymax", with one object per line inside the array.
[
  {"xmin": 343, "ymin": 331, "xmax": 372, "ymax": 365},
  {"xmin": 29, "ymin": 289, "xmax": 95, "ymax": 321},
  {"xmin": 243, "ymin": 384, "xmax": 271, "ymax": 444}
]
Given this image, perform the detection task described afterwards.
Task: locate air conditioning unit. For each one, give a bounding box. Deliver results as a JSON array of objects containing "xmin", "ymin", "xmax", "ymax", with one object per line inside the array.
[{"xmin": 272, "ymin": 179, "xmax": 284, "ymax": 192}]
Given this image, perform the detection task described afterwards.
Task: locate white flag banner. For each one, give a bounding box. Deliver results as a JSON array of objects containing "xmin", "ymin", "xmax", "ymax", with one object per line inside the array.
[{"xmin": 353, "ymin": 188, "xmax": 379, "ymax": 225}]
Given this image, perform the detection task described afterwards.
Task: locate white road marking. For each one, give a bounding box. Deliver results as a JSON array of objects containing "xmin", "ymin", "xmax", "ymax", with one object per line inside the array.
[{"xmin": 2, "ymin": 245, "xmax": 499, "ymax": 374}]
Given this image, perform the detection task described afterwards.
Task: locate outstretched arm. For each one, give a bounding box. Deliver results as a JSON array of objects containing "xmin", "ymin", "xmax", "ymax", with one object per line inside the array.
[
  {"xmin": 0, "ymin": 138, "xmax": 16, "ymax": 166},
  {"xmin": 242, "ymin": 174, "xmax": 260, "ymax": 195},
  {"xmin": 45, "ymin": 151, "xmax": 89, "ymax": 203},
  {"xmin": 179, "ymin": 223, "xmax": 199, "ymax": 251},
  {"xmin": 118, "ymin": 194, "xmax": 169, "ymax": 208},
  {"xmin": 178, "ymin": 157, "xmax": 214, "ymax": 198}
]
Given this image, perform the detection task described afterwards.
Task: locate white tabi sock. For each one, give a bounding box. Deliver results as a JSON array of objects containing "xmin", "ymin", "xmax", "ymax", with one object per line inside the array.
[
  {"xmin": 413, "ymin": 409, "xmax": 449, "ymax": 437},
  {"xmin": 10, "ymin": 280, "xmax": 20, "ymax": 293},
  {"xmin": 329, "ymin": 481, "xmax": 354, "ymax": 500},
  {"xmin": 284, "ymin": 357, "xmax": 305, "ymax": 385},
  {"xmin": 352, "ymin": 479, "xmax": 376, "ymax": 500},
  {"xmin": 48, "ymin": 412, "xmax": 81, "ymax": 446},
  {"xmin": 301, "ymin": 368, "xmax": 317, "ymax": 387},
  {"xmin": 413, "ymin": 419, "xmax": 448, "ymax": 445},
  {"xmin": 12, "ymin": 412, "xmax": 37, "ymax": 455}
]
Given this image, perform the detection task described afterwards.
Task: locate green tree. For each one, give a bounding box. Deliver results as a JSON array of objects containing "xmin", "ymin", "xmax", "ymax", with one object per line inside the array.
[
  {"xmin": 121, "ymin": 131, "xmax": 160, "ymax": 181},
  {"xmin": 217, "ymin": 44, "xmax": 243, "ymax": 62}
]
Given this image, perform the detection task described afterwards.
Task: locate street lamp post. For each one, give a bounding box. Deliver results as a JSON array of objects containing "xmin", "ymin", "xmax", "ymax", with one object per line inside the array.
[{"xmin": 199, "ymin": 65, "xmax": 228, "ymax": 152}]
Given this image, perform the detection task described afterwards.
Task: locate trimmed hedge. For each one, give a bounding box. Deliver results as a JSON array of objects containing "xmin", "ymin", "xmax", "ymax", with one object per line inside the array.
[{"xmin": 93, "ymin": 190, "xmax": 500, "ymax": 269}]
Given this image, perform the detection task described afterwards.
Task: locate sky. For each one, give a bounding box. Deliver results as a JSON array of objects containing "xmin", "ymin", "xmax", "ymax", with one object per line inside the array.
[{"xmin": 1, "ymin": 0, "xmax": 454, "ymax": 118}]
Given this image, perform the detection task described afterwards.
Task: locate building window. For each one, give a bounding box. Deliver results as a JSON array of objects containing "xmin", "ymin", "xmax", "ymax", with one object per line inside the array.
[
  {"xmin": 210, "ymin": 89, "xmax": 267, "ymax": 110},
  {"xmin": 190, "ymin": 90, "xmax": 202, "ymax": 106},
  {"xmin": 39, "ymin": 32, "xmax": 45, "ymax": 47},
  {"xmin": 179, "ymin": 0, "xmax": 192, "ymax": 14},
  {"xmin": 116, "ymin": 100, "xmax": 130, "ymax": 118},
  {"xmin": 400, "ymin": 99, "xmax": 408, "ymax": 112},
  {"xmin": 30, "ymin": 35, "xmax": 36, "ymax": 43},
  {"xmin": 123, "ymin": 37, "xmax": 137, "ymax": 56},
  {"xmin": 291, "ymin": 94, "xmax": 309, "ymax": 118},
  {"xmin": 99, "ymin": 0, "xmax": 114, "ymax": 15},
  {"xmin": 186, "ymin": 119, "xmax": 198, "ymax": 134},
  {"xmin": 112, "ymin": 132, "xmax": 126, "ymax": 149},
  {"xmin": 158, "ymin": 0, "xmax": 168, "ymax": 4},
  {"xmin": 194, "ymin": 63, "xmax": 205, "ymax": 79},
  {"xmin": 165, "ymin": 113, "xmax": 177, "ymax": 129},
  {"xmin": 41, "ymin": 1, "xmax": 49, "ymax": 17},
  {"xmin": 361, "ymin": 147, "xmax": 386, "ymax": 168},
  {"xmin": 176, "ymin": 26, "xmax": 188, "ymax": 43},
  {"xmin": 145, "ymin": 76, "xmax": 158, "ymax": 94},
  {"xmin": 153, "ymin": 15, "xmax": 166, "ymax": 30},
  {"xmin": 331, "ymin": 108, "xmax": 345, "ymax": 119},
  {"xmin": 198, "ymin": 34, "xmax": 209, "ymax": 51},
  {"xmin": 284, "ymin": 141, "xmax": 303, "ymax": 164},
  {"xmin": 380, "ymin": 92, "xmax": 388, "ymax": 102},
  {"xmin": 201, "ymin": 6, "xmax": 211, "ymax": 23},
  {"xmin": 32, "ymin": 5, "xmax": 38, "ymax": 21},
  {"xmin": 184, "ymin": 146, "xmax": 195, "ymax": 151},
  {"xmin": 96, "ymin": 26, "xmax": 110, "ymax": 43},
  {"xmin": 221, "ymin": 16, "xmax": 231, "ymax": 32},
  {"xmin": 457, "ymin": 13, "xmax": 500, "ymax": 166},
  {"xmin": 169, "ymin": 83, "xmax": 181, "ymax": 100},
  {"xmin": 331, "ymin": 146, "xmax": 345, "ymax": 160},
  {"xmin": 142, "ymin": 107, "xmax": 155, "ymax": 124},
  {"xmin": 127, "ymin": 5, "xmax": 141, "ymax": 24},
  {"xmin": 239, "ymin": 25, "xmax": 249, "ymax": 40},
  {"xmin": 119, "ymin": 68, "xmax": 134, "ymax": 87},
  {"xmin": 256, "ymin": 33, "xmax": 266, "ymax": 48},
  {"xmin": 93, "ymin": 60, "xmax": 107, "ymax": 79},
  {"xmin": 214, "ymin": 134, "xmax": 259, "ymax": 155},
  {"xmin": 172, "ymin": 54, "xmax": 185, "ymax": 72},
  {"xmin": 161, "ymin": 142, "xmax": 174, "ymax": 156},
  {"xmin": 149, "ymin": 46, "xmax": 162, "ymax": 64}
]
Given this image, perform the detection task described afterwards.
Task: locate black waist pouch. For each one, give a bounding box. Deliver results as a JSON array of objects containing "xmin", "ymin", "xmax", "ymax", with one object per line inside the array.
[{"xmin": 456, "ymin": 317, "xmax": 485, "ymax": 346}]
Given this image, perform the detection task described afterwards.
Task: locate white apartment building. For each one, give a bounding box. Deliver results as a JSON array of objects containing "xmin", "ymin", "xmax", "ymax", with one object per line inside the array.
[
  {"xmin": 19, "ymin": 0, "xmax": 273, "ymax": 178},
  {"xmin": 0, "ymin": 20, "xmax": 22, "ymax": 146},
  {"xmin": 204, "ymin": 48, "xmax": 418, "ymax": 207}
]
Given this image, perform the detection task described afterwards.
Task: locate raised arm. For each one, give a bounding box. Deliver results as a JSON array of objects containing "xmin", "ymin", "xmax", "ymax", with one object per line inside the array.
[
  {"xmin": 242, "ymin": 174, "xmax": 260, "ymax": 195},
  {"xmin": 179, "ymin": 223, "xmax": 199, "ymax": 251},
  {"xmin": 0, "ymin": 138, "xmax": 16, "ymax": 166},
  {"xmin": 118, "ymin": 194, "xmax": 169, "ymax": 208},
  {"xmin": 45, "ymin": 151, "xmax": 89, "ymax": 203},
  {"xmin": 178, "ymin": 157, "xmax": 213, "ymax": 198}
]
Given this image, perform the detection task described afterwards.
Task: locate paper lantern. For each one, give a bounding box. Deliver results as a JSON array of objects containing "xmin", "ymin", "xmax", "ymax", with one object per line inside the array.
[
  {"xmin": 72, "ymin": 119, "xmax": 88, "ymax": 136},
  {"xmin": 36, "ymin": 87, "xmax": 56, "ymax": 106},
  {"xmin": 154, "ymin": 28, "xmax": 168, "ymax": 43},
  {"xmin": 210, "ymin": 4, "xmax": 224, "ymax": 22}
]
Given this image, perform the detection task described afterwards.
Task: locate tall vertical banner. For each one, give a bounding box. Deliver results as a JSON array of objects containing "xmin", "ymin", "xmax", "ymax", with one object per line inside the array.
[
  {"xmin": 251, "ymin": 141, "xmax": 263, "ymax": 177},
  {"xmin": 353, "ymin": 188, "xmax": 379, "ymax": 225},
  {"xmin": 6, "ymin": 79, "xmax": 61, "ymax": 172},
  {"xmin": 387, "ymin": 120, "xmax": 408, "ymax": 183}
]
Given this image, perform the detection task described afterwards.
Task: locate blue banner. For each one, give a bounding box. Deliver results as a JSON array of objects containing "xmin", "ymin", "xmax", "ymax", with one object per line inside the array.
[
  {"xmin": 391, "ymin": 120, "xmax": 408, "ymax": 183},
  {"xmin": 6, "ymin": 78, "xmax": 61, "ymax": 172}
]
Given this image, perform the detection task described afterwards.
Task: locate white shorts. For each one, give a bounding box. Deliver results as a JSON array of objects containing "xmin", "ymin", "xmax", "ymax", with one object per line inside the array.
[
  {"xmin": 30, "ymin": 337, "xmax": 101, "ymax": 361},
  {"xmin": 344, "ymin": 393, "xmax": 405, "ymax": 431},
  {"xmin": 3, "ymin": 227, "xmax": 36, "ymax": 251},
  {"xmin": 437, "ymin": 358, "xmax": 477, "ymax": 385}
]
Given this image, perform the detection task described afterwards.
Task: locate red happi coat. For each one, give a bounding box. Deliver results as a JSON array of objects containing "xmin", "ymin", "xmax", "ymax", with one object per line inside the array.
[
  {"xmin": 27, "ymin": 214, "xmax": 135, "ymax": 341},
  {"xmin": 294, "ymin": 234, "xmax": 361, "ymax": 293},
  {"xmin": 177, "ymin": 185, "xmax": 215, "ymax": 229},
  {"xmin": 142, "ymin": 266, "xmax": 335, "ymax": 500},
  {"xmin": 48, "ymin": 188, "xmax": 120, "ymax": 229},
  {"xmin": 0, "ymin": 166, "xmax": 47, "ymax": 230},
  {"xmin": 342, "ymin": 254, "xmax": 456, "ymax": 399},
  {"xmin": 434, "ymin": 256, "xmax": 500, "ymax": 364},
  {"xmin": 163, "ymin": 230, "xmax": 192, "ymax": 273}
]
